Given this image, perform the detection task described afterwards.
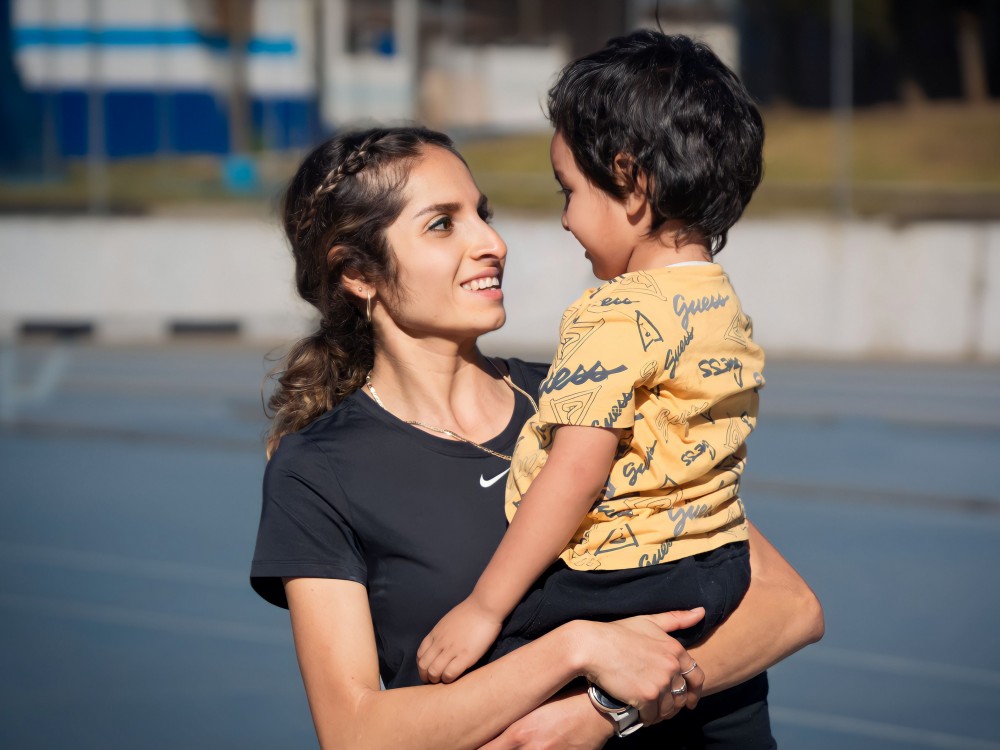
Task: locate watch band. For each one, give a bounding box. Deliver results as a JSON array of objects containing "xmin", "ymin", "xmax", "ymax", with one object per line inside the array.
[{"xmin": 587, "ymin": 683, "xmax": 644, "ymax": 738}]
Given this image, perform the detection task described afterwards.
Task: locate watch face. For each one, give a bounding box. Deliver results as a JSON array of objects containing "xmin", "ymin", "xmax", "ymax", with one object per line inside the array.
[{"xmin": 589, "ymin": 685, "xmax": 630, "ymax": 712}]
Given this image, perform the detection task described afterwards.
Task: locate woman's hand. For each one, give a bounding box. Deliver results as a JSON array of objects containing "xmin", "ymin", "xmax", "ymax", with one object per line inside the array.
[
  {"xmin": 478, "ymin": 689, "xmax": 614, "ymax": 750},
  {"xmin": 482, "ymin": 609, "xmax": 704, "ymax": 749},
  {"xmin": 417, "ymin": 597, "xmax": 502, "ymax": 684},
  {"xmin": 574, "ymin": 607, "xmax": 705, "ymax": 727}
]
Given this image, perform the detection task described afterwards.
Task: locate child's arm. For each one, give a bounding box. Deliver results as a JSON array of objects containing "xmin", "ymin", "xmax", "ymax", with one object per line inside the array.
[{"xmin": 417, "ymin": 424, "xmax": 620, "ymax": 684}]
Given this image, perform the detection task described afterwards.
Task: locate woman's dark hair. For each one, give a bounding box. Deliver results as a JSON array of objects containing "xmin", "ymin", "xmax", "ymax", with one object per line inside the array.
[
  {"xmin": 547, "ymin": 30, "xmax": 764, "ymax": 255},
  {"xmin": 265, "ymin": 126, "xmax": 460, "ymax": 457}
]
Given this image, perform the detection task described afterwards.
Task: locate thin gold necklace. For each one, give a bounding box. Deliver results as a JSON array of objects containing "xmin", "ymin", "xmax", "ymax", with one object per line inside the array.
[{"xmin": 365, "ymin": 358, "xmax": 538, "ymax": 461}]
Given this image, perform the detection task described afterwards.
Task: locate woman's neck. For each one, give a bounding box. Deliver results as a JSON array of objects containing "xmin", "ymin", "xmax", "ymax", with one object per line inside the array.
[{"xmin": 366, "ymin": 336, "xmax": 514, "ymax": 443}]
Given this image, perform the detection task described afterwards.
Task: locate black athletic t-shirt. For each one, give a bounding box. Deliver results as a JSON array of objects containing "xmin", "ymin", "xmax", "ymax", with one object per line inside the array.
[{"xmin": 250, "ymin": 358, "xmax": 547, "ymax": 689}]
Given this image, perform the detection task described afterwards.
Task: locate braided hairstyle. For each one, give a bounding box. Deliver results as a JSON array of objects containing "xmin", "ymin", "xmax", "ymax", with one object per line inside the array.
[{"xmin": 266, "ymin": 126, "xmax": 461, "ymax": 458}]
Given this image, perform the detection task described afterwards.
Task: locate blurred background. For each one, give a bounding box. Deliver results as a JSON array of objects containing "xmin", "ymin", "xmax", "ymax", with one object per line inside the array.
[{"xmin": 1, "ymin": 1, "xmax": 998, "ymax": 748}]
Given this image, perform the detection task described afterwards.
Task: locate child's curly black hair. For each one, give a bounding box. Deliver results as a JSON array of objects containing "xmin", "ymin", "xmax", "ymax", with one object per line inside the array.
[{"xmin": 547, "ymin": 30, "xmax": 764, "ymax": 255}]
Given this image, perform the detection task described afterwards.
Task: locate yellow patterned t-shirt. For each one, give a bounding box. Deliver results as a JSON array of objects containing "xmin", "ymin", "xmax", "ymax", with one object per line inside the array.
[{"xmin": 506, "ymin": 264, "xmax": 764, "ymax": 572}]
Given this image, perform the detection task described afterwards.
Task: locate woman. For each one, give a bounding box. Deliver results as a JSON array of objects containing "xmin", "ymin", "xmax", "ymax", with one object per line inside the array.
[{"xmin": 250, "ymin": 126, "xmax": 822, "ymax": 749}]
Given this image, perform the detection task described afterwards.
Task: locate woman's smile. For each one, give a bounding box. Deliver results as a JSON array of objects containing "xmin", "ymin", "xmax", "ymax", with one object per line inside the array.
[{"xmin": 460, "ymin": 271, "xmax": 503, "ymax": 297}]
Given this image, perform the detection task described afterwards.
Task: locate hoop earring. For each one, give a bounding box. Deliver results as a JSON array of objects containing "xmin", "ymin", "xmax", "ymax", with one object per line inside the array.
[{"xmin": 366, "ymin": 292, "xmax": 372, "ymax": 323}]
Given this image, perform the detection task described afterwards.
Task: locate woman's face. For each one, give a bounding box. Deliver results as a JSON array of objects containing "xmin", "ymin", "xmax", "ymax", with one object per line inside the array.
[{"xmin": 380, "ymin": 146, "xmax": 507, "ymax": 342}]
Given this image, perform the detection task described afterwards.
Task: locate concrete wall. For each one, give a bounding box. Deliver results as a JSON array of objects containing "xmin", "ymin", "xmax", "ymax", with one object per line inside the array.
[
  {"xmin": 0, "ymin": 215, "xmax": 315, "ymax": 342},
  {"xmin": 2, "ymin": 215, "xmax": 998, "ymax": 361},
  {"xmin": 483, "ymin": 218, "xmax": 1000, "ymax": 361}
]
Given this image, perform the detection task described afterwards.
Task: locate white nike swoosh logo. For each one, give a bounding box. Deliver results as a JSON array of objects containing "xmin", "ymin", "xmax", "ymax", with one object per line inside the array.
[{"xmin": 479, "ymin": 468, "xmax": 510, "ymax": 488}]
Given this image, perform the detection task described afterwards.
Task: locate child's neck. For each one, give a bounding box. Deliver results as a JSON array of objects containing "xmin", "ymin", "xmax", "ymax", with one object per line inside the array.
[{"xmin": 626, "ymin": 233, "xmax": 712, "ymax": 273}]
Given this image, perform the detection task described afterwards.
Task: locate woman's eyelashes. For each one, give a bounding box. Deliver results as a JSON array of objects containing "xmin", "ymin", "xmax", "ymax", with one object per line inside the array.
[
  {"xmin": 428, "ymin": 215, "xmax": 454, "ymax": 232},
  {"xmin": 427, "ymin": 206, "xmax": 492, "ymax": 233},
  {"xmin": 557, "ymin": 187, "xmax": 572, "ymax": 209}
]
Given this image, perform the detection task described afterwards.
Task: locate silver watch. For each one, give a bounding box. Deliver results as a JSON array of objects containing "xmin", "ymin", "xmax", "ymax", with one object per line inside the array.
[{"xmin": 587, "ymin": 683, "xmax": 643, "ymax": 738}]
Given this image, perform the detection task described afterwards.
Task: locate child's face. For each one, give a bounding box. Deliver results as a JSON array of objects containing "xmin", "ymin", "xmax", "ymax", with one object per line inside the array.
[{"xmin": 550, "ymin": 130, "xmax": 637, "ymax": 280}]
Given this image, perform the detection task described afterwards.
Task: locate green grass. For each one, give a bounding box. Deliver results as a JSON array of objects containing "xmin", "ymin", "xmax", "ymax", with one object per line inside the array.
[
  {"xmin": 3, "ymin": 103, "xmax": 999, "ymax": 219},
  {"xmin": 0, "ymin": 156, "xmax": 285, "ymax": 215}
]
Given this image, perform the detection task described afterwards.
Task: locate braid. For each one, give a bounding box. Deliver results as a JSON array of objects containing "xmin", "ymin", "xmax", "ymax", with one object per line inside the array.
[{"xmin": 293, "ymin": 135, "xmax": 380, "ymax": 244}]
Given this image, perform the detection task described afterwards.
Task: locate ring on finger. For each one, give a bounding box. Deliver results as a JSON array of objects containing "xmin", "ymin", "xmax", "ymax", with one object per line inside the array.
[
  {"xmin": 670, "ymin": 680, "xmax": 688, "ymax": 696},
  {"xmin": 680, "ymin": 660, "xmax": 698, "ymax": 676}
]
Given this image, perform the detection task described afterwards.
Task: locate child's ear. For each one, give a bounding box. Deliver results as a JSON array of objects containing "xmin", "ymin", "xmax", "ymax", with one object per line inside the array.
[{"xmin": 614, "ymin": 154, "xmax": 648, "ymax": 215}]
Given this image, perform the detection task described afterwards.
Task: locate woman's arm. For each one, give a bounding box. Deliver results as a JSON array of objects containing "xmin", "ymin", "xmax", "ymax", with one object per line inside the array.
[
  {"xmin": 481, "ymin": 520, "xmax": 823, "ymax": 748},
  {"xmin": 689, "ymin": 520, "xmax": 824, "ymax": 695},
  {"xmin": 286, "ymin": 576, "xmax": 702, "ymax": 750}
]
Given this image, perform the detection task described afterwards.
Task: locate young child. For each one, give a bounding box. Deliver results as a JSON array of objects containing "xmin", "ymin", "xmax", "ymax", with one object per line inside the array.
[{"xmin": 418, "ymin": 31, "xmax": 770, "ymax": 743}]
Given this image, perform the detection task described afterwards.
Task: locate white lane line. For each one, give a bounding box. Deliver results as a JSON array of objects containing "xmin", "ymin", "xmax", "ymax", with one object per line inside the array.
[
  {"xmin": 0, "ymin": 594, "xmax": 289, "ymax": 645},
  {"xmin": 0, "ymin": 346, "xmax": 16, "ymax": 422},
  {"xmin": 0, "ymin": 543, "xmax": 242, "ymax": 588},
  {"xmin": 794, "ymin": 645, "xmax": 1000, "ymax": 689},
  {"xmin": 771, "ymin": 707, "xmax": 1000, "ymax": 749},
  {"xmin": 0, "ymin": 345, "xmax": 72, "ymax": 421},
  {"xmin": 773, "ymin": 378, "xmax": 1000, "ymax": 398},
  {"xmin": 747, "ymin": 478, "xmax": 1000, "ymax": 512}
]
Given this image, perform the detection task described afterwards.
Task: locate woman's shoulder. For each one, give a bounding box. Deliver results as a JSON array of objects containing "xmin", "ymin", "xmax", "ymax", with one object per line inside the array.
[
  {"xmin": 263, "ymin": 398, "xmax": 374, "ymax": 512},
  {"xmin": 267, "ymin": 393, "xmax": 369, "ymax": 468}
]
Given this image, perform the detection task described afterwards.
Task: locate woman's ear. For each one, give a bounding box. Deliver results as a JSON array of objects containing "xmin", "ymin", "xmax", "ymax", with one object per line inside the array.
[
  {"xmin": 333, "ymin": 246, "xmax": 370, "ymax": 303},
  {"xmin": 340, "ymin": 270, "xmax": 371, "ymax": 303}
]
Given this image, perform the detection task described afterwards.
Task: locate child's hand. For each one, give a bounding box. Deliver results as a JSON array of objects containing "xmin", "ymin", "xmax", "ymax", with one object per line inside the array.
[{"xmin": 417, "ymin": 598, "xmax": 502, "ymax": 684}]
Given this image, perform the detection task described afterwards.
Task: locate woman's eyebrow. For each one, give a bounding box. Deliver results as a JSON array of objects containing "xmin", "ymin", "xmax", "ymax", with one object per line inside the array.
[{"xmin": 413, "ymin": 202, "xmax": 461, "ymax": 219}]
